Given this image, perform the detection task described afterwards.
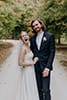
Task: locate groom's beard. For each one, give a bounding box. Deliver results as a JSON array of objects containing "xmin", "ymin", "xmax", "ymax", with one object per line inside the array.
[{"xmin": 34, "ymin": 27, "xmax": 42, "ymax": 34}]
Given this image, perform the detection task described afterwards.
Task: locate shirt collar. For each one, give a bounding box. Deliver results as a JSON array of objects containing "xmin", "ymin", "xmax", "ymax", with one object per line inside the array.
[{"xmin": 37, "ymin": 31, "xmax": 44, "ymax": 37}]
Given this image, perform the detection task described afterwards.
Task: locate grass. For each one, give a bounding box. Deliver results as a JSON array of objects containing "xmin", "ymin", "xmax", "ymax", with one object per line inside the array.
[
  {"xmin": 56, "ymin": 43, "xmax": 67, "ymax": 67},
  {"xmin": 60, "ymin": 60, "xmax": 67, "ymax": 67},
  {"xmin": 0, "ymin": 41, "xmax": 13, "ymax": 64}
]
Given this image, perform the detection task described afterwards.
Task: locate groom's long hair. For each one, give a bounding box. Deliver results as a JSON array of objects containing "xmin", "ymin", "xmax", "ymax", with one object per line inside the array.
[{"xmin": 31, "ymin": 19, "xmax": 46, "ymax": 33}]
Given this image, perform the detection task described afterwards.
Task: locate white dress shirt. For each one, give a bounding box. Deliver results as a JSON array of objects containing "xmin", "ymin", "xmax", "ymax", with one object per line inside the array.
[{"xmin": 36, "ymin": 32, "xmax": 44, "ymax": 50}]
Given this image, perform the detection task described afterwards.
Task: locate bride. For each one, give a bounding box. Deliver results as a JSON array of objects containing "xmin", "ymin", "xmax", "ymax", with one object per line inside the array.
[{"xmin": 16, "ymin": 31, "xmax": 39, "ymax": 100}]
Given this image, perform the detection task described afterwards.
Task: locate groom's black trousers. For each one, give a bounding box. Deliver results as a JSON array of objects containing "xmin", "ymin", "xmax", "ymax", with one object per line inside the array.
[{"xmin": 35, "ymin": 65, "xmax": 51, "ymax": 100}]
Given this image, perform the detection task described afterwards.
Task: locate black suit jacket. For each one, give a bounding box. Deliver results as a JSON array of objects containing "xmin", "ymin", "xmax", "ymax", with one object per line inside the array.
[{"xmin": 30, "ymin": 32, "xmax": 55, "ymax": 72}]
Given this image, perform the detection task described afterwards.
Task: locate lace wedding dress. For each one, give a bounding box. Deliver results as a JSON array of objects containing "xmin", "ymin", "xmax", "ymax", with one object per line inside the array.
[{"xmin": 16, "ymin": 51, "xmax": 39, "ymax": 100}]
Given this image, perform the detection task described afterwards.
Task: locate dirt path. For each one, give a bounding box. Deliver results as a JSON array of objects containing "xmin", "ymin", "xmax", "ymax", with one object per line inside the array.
[
  {"xmin": 0, "ymin": 40, "xmax": 67, "ymax": 100},
  {"xmin": 0, "ymin": 40, "xmax": 22, "ymax": 100},
  {"xmin": 51, "ymin": 54, "xmax": 67, "ymax": 100}
]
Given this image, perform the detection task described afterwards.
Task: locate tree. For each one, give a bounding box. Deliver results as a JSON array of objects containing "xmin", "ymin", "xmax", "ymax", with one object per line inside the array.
[
  {"xmin": 0, "ymin": 0, "xmax": 43, "ymax": 39},
  {"xmin": 38, "ymin": 0, "xmax": 67, "ymax": 44},
  {"xmin": 0, "ymin": 0, "xmax": 23, "ymax": 39}
]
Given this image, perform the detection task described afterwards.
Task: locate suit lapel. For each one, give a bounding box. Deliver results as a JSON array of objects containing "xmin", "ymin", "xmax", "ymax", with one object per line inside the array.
[{"xmin": 34, "ymin": 35, "xmax": 38, "ymax": 51}]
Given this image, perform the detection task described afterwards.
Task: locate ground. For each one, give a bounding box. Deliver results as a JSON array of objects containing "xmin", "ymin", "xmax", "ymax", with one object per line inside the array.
[
  {"xmin": 0, "ymin": 40, "xmax": 67, "ymax": 100},
  {"xmin": 56, "ymin": 44, "xmax": 67, "ymax": 67}
]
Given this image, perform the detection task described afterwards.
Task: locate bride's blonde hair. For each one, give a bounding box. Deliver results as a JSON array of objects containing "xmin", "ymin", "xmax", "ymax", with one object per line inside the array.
[{"xmin": 20, "ymin": 31, "xmax": 27, "ymax": 41}]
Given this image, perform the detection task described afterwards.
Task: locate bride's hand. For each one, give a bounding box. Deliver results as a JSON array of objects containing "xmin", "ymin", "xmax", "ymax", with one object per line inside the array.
[{"xmin": 33, "ymin": 57, "xmax": 39, "ymax": 64}]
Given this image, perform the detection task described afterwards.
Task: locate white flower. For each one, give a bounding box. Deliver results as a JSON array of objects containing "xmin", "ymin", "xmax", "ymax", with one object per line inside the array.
[{"xmin": 43, "ymin": 37, "xmax": 47, "ymax": 41}]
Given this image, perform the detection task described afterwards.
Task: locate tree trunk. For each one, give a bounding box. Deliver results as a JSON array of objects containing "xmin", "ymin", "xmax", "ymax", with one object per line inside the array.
[{"xmin": 58, "ymin": 34, "xmax": 61, "ymax": 44}]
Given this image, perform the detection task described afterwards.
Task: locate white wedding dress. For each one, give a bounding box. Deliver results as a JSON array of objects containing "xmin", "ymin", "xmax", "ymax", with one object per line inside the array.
[{"xmin": 16, "ymin": 51, "xmax": 39, "ymax": 100}]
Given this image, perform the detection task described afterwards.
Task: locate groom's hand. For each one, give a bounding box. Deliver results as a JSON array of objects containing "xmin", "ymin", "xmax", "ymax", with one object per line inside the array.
[{"xmin": 42, "ymin": 68, "xmax": 49, "ymax": 77}]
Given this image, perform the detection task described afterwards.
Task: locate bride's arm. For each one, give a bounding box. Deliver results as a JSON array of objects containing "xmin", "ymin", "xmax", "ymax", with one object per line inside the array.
[{"xmin": 18, "ymin": 45, "xmax": 37, "ymax": 67}]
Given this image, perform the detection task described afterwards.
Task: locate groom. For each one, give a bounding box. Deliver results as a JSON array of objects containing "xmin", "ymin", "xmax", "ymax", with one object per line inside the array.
[{"xmin": 30, "ymin": 19, "xmax": 55, "ymax": 100}]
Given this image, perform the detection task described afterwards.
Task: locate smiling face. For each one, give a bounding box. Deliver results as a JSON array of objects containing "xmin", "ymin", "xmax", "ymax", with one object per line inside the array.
[
  {"xmin": 32, "ymin": 20, "xmax": 43, "ymax": 33},
  {"xmin": 20, "ymin": 31, "xmax": 29, "ymax": 45}
]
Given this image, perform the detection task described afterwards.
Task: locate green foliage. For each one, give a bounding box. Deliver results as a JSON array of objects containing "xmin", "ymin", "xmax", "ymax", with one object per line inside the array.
[
  {"xmin": 1, "ymin": 0, "xmax": 66, "ymax": 42},
  {"xmin": 38, "ymin": 0, "xmax": 67, "ymax": 44},
  {"xmin": 0, "ymin": 1, "xmax": 22, "ymax": 39},
  {"xmin": 0, "ymin": 0, "xmax": 40, "ymax": 39}
]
